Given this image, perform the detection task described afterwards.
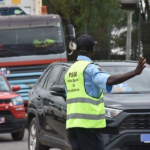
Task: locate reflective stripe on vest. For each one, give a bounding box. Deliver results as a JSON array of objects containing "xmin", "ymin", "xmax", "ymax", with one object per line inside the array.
[
  {"xmin": 67, "ymin": 97, "xmax": 104, "ymax": 105},
  {"xmin": 65, "ymin": 60, "xmax": 106, "ymax": 129}
]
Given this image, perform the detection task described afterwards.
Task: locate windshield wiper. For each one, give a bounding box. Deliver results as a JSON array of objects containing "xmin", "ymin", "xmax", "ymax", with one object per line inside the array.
[
  {"xmin": 0, "ymin": 90, "xmax": 10, "ymax": 92},
  {"xmin": 0, "ymin": 49, "xmax": 19, "ymax": 57},
  {"xmin": 36, "ymin": 48, "xmax": 58, "ymax": 55},
  {"xmin": 25, "ymin": 47, "xmax": 58, "ymax": 54}
]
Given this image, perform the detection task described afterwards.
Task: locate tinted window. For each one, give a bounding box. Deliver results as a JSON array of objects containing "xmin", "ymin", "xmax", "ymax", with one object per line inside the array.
[
  {"xmin": 43, "ymin": 67, "xmax": 53, "ymax": 89},
  {"xmin": 59, "ymin": 68, "xmax": 68, "ymax": 85},
  {"xmin": 46, "ymin": 66, "xmax": 62, "ymax": 90},
  {"xmin": 38, "ymin": 70, "xmax": 50, "ymax": 88}
]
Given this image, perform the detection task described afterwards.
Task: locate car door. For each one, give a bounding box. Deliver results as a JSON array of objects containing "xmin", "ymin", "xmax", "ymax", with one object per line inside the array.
[
  {"xmin": 39, "ymin": 65, "xmax": 64, "ymax": 138},
  {"xmin": 57, "ymin": 67, "xmax": 69, "ymax": 143},
  {"xmin": 29, "ymin": 68, "xmax": 53, "ymax": 131},
  {"xmin": 47, "ymin": 66, "xmax": 68, "ymax": 141},
  {"xmin": 31, "ymin": 65, "xmax": 62, "ymax": 135}
]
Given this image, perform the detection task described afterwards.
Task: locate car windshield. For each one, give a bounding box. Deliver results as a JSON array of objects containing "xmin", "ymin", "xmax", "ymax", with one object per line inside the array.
[
  {"xmin": 0, "ymin": 22, "xmax": 65, "ymax": 57},
  {"xmin": 0, "ymin": 75, "xmax": 10, "ymax": 92},
  {"xmin": 102, "ymin": 66, "xmax": 150, "ymax": 93}
]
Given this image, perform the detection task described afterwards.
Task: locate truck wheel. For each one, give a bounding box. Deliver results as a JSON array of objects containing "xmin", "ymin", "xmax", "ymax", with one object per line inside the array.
[
  {"xmin": 11, "ymin": 128, "xmax": 25, "ymax": 141},
  {"xmin": 28, "ymin": 118, "xmax": 50, "ymax": 150}
]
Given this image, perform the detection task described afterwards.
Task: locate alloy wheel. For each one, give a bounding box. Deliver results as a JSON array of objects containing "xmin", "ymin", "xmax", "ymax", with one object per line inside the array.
[{"xmin": 30, "ymin": 124, "xmax": 36, "ymax": 150}]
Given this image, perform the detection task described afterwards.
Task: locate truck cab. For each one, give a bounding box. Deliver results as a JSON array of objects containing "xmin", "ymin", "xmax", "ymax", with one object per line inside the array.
[{"xmin": 0, "ymin": 14, "xmax": 75, "ymax": 110}]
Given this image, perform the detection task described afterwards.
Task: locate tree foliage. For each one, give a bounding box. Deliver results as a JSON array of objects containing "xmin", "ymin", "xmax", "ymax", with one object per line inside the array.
[
  {"xmin": 42, "ymin": 0, "xmax": 127, "ymax": 60},
  {"xmin": 43, "ymin": 0, "xmax": 126, "ymax": 31}
]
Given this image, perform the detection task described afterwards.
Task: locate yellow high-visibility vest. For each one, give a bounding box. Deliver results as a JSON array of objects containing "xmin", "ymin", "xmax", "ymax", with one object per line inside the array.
[{"xmin": 65, "ymin": 60, "xmax": 106, "ymax": 129}]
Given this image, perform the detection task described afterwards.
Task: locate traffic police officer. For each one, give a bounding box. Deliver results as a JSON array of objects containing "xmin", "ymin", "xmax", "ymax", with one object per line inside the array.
[{"xmin": 65, "ymin": 34, "xmax": 146, "ymax": 150}]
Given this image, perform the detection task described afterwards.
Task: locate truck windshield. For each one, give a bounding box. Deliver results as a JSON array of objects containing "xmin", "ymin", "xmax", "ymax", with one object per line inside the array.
[
  {"xmin": 0, "ymin": 75, "xmax": 10, "ymax": 92},
  {"xmin": 0, "ymin": 23, "xmax": 65, "ymax": 57}
]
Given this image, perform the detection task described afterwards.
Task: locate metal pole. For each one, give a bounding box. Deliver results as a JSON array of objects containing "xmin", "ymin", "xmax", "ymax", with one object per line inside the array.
[
  {"xmin": 138, "ymin": 12, "xmax": 141, "ymax": 59},
  {"xmin": 108, "ymin": 19, "xmax": 111, "ymax": 60},
  {"xmin": 126, "ymin": 11, "xmax": 133, "ymax": 61}
]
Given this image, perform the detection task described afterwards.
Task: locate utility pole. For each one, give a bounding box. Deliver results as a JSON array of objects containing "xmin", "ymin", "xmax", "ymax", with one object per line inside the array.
[
  {"xmin": 108, "ymin": 19, "xmax": 111, "ymax": 60},
  {"xmin": 138, "ymin": 11, "xmax": 141, "ymax": 59},
  {"xmin": 120, "ymin": 0, "xmax": 138, "ymax": 61},
  {"xmin": 126, "ymin": 11, "xmax": 133, "ymax": 61}
]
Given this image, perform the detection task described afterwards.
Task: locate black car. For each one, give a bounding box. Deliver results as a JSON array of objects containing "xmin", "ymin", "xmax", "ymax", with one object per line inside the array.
[{"xmin": 27, "ymin": 61, "xmax": 150, "ymax": 150}]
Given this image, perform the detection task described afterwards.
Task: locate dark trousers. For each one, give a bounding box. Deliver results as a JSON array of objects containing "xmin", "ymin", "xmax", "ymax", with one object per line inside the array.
[{"xmin": 67, "ymin": 128, "xmax": 105, "ymax": 150}]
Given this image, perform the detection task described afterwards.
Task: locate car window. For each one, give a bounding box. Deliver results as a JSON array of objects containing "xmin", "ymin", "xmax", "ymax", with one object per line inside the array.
[
  {"xmin": 43, "ymin": 68, "xmax": 53, "ymax": 89},
  {"xmin": 45, "ymin": 66, "xmax": 62, "ymax": 90},
  {"xmin": 0, "ymin": 75, "xmax": 10, "ymax": 92},
  {"xmin": 38, "ymin": 70, "xmax": 50, "ymax": 88},
  {"xmin": 58, "ymin": 68, "xmax": 68, "ymax": 85}
]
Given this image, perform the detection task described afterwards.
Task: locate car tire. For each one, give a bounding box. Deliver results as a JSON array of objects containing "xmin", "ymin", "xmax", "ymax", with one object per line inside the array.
[
  {"xmin": 28, "ymin": 117, "xmax": 50, "ymax": 150},
  {"xmin": 11, "ymin": 128, "xmax": 25, "ymax": 141}
]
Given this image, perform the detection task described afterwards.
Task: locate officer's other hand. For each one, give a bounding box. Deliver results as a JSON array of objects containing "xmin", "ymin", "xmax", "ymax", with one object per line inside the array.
[{"xmin": 134, "ymin": 56, "xmax": 146, "ymax": 75}]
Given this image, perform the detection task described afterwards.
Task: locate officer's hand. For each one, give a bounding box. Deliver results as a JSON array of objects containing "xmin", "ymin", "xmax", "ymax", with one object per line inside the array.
[{"xmin": 134, "ymin": 56, "xmax": 146, "ymax": 75}]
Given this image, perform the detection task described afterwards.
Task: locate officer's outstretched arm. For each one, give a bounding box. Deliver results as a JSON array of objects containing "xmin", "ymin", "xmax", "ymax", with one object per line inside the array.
[{"xmin": 107, "ymin": 56, "xmax": 146, "ymax": 86}]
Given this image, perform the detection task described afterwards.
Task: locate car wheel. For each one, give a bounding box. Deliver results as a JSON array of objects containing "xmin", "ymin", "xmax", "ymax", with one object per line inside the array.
[
  {"xmin": 28, "ymin": 118, "xmax": 50, "ymax": 150},
  {"xmin": 11, "ymin": 128, "xmax": 25, "ymax": 141}
]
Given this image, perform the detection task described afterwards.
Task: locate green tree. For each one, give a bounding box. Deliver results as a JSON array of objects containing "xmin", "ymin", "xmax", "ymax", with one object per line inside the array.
[{"xmin": 42, "ymin": 0, "xmax": 127, "ymax": 60}]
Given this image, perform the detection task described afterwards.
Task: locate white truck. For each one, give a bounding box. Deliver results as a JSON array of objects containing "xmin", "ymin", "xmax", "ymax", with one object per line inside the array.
[{"xmin": 0, "ymin": 0, "xmax": 43, "ymax": 15}]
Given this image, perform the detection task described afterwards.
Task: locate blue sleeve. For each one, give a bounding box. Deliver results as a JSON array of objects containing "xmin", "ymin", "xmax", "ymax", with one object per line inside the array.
[{"xmin": 85, "ymin": 64, "xmax": 112, "ymax": 93}]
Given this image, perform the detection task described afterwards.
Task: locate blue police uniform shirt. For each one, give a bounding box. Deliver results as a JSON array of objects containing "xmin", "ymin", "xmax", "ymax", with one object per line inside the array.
[{"xmin": 74, "ymin": 55, "xmax": 112, "ymax": 98}]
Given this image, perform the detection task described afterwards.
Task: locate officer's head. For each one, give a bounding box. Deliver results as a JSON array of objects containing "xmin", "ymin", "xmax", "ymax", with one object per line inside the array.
[{"xmin": 76, "ymin": 34, "xmax": 97, "ymax": 58}]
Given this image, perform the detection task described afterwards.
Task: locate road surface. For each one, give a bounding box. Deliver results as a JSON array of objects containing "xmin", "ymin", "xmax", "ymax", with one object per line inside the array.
[{"xmin": 0, "ymin": 129, "xmax": 59, "ymax": 150}]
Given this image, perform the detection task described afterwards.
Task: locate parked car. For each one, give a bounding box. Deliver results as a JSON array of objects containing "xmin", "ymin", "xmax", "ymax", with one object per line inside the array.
[
  {"xmin": 0, "ymin": 72, "xmax": 26, "ymax": 141},
  {"xmin": 27, "ymin": 61, "xmax": 150, "ymax": 150}
]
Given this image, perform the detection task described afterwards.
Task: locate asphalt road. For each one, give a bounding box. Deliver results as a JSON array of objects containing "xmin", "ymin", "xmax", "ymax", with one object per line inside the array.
[
  {"xmin": 0, "ymin": 129, "xmax": 59, "ymax": 150},
  {"xmin": 0, "ymin": 129, "xmax": 28, "ymax": 150}
]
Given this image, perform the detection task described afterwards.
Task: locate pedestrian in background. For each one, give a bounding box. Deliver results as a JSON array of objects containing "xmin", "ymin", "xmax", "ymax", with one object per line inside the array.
[{"xmin": 65, "ymin": 34, "xmax": 146, "ymax": 150}]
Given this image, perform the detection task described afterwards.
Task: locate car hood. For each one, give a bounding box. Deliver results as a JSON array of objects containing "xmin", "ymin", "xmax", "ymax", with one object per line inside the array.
[
  {"xmin": 104, "ymin": 93, "xmax": 150, "ymax": 110},
  {"xmin": 0, "ymin": 92, "xmax": 19, "ymax": 99}
]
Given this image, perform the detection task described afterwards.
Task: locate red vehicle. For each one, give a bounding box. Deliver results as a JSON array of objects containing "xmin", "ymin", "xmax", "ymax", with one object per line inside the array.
[{"xmin": 0, "ymin": 72, "xmax": 26, "ymax": 141}]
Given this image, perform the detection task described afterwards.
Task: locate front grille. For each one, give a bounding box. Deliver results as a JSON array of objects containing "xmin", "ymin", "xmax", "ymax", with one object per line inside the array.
[
  {"xmin": 127, "ymin": 145, "xmax": 150, "ymax": 150},
  {"xmin": 0, "ymin": 99, "xmax": 11, "ymax": 104},
  {"xmin": 0, "ymin": 111, "xmax": 12, "ymax": 115},
  {"xmin": 119, "ymin": 115, "xmax": 150, "ymax": 131},
  {"xmin": 0, "ymin": 123, "xmax": 12, "ymax": 129}
]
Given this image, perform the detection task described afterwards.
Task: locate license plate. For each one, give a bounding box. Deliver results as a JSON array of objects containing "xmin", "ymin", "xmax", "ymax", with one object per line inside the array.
[
  {"xmin": 0, "ymin": 117, "xmax": 5, "ymax": 123},
  {"xmin": 141, "ymin": 134, "xmax": 150, "ymax": 143}
]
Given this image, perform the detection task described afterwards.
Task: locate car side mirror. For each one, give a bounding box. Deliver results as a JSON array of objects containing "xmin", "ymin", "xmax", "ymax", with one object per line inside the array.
[
  {"xmin": 12, "ymin": 85, "xmax": 20, "ymax": 92},
  {"xmin": 66, "ymin": 24, "xmax": 76, "ymax": 55},
  {"xmin": 50, "ymin": 85, "xmax": 66, "ymax": 99},
  {"xmin": 66, "ymin": 24, "xmax": 75, "ymax": 41}
]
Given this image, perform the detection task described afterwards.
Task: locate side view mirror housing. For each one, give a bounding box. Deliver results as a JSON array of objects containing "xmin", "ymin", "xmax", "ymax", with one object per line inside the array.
[
  {"xmin": 50, "ymin": 85, "xmax": 66, "ymax": 99},
  {"xmin": 12, "ymin": 85, "xmax": 20, "ymax": 92},
  {"xmin": 66, "ymin": 24, "xmax": 75, "ymax": 41}
]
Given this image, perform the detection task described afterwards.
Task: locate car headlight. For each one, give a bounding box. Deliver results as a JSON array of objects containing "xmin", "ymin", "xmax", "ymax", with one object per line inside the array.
[
  {"xmin": 11, "ymin": 96, "xmax": 23, "ymax": 106},
  {"xmin": 105, "ymin": 107, "xmax": 123, "ymax": 118}
]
